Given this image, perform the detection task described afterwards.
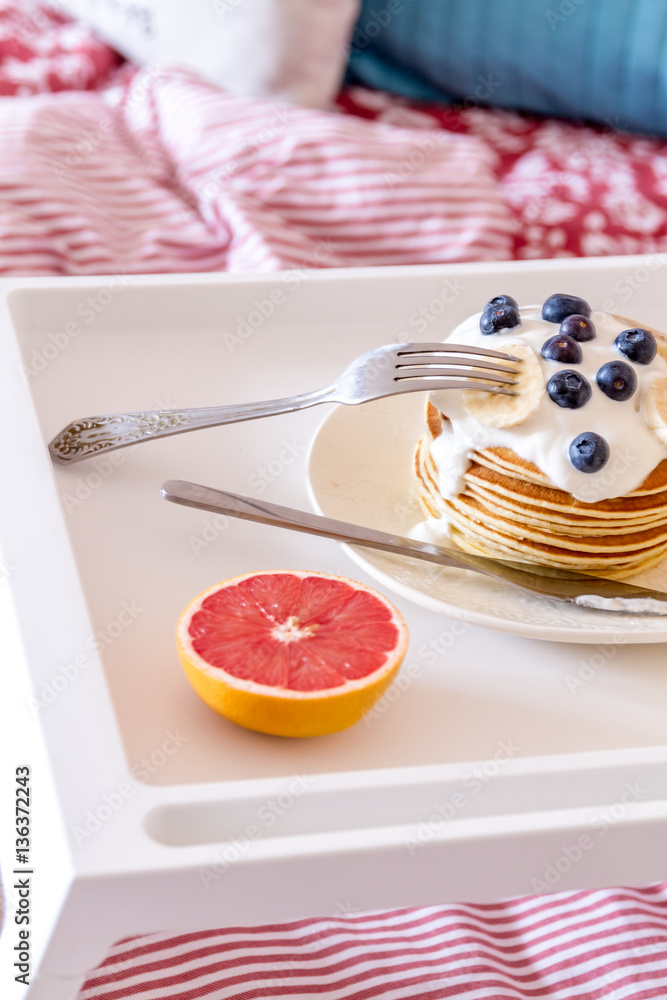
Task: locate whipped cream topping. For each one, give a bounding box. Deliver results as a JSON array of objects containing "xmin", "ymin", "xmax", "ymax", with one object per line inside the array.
[
  {"xmin": 427, "ymin": 306, "xmax": 667, "ymax": 503},
  {"xmin": 574, "ymin": 594, "xmax": 667, "ymax": 614}
]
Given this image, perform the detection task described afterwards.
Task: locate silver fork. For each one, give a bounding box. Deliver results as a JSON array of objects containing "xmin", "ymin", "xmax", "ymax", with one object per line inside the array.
[{"xmin": 48, "ymin": 341, "xmax": 519, "ymax": 464}]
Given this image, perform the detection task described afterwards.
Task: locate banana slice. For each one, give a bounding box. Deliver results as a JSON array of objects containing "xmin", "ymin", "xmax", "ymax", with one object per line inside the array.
[
  {"xmin": 643, "ymin": 375, "xmax": 667, "ymax": 446},
  {"xmin": 655, "ymin": 332, "xmax": 667, "ymax": 364},
  {"xmin": 463, "ymin": 341, "xmax": 544, "ymax": 429}
]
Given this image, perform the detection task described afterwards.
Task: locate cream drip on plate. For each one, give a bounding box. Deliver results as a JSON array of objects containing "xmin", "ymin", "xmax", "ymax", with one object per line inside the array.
[
  {"xmin": 574, "ymin": 594, "xmax": 667, "ymax": 614},
  {"xmin": 427, "ymin": 306, "xmax": 667, "ymax": 504}
]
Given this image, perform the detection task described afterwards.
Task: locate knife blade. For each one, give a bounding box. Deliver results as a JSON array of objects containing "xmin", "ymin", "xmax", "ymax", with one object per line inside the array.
[{"xmin": 160, "ymin": 479, "xmax": 667, "ymax": 614}]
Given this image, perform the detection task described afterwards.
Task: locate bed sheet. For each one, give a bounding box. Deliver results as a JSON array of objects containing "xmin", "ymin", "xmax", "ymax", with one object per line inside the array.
[
  {"xmin": 2, "ymin": 4, "xmax": 667, "ymax": 999},
  {"xmin": 338, "ymin": 87, "xmax": 667, "ymax": 264},
  {"xmin": 77, "ymin": 888, "xmax": 667, "ymax": 1000},
  {"xmin": 4, "ymin": 4, "xmax": 667, "ymax": 277}
]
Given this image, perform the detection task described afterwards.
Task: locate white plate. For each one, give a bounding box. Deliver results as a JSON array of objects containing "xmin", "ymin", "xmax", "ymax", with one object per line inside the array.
[{"xmin": 307, "ymin": 392, "xmax": 667, "ymax": 643}]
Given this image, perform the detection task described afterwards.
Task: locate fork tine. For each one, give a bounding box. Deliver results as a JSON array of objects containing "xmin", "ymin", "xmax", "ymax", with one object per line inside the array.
[
  {"xmin": 395, "ymin": 366, "xmax": 519, "ymax": 385},
  {"xmin": 397, "ymin": 342, "xmax": 521, "ymax": 362},
  {"xmin": 389, "ymin": 378, "xmax": 517, "ymax": 395},
  {"xmin": 396, "ymin": 354, "xmax": 518, "ymax": 373}
]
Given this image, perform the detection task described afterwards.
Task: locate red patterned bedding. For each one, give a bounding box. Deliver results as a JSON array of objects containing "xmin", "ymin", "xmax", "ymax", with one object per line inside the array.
[
  {"xmin": 2, "ymin": 5, "xmax": 667, "ymax": 999},
  {"xmin": 338, "ymin": 88, "xmax": 667, "ymax": 263},
  {"xmin": 4, "ymin": 3, "xmax": 667, "ymax": 276}
]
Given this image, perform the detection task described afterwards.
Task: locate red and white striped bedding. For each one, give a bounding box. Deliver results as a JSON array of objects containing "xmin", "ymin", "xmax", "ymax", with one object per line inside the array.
[
  {"xmin": 2, "ymin": 5, "xmax": 667, "ymax": 998},
  {"xmin": 0, "ymin": 64, "xmax": 514, "ymax": 275},
  {"xmin": 79, "ymin": 887, "xmax": 667, "ymax": 999}
]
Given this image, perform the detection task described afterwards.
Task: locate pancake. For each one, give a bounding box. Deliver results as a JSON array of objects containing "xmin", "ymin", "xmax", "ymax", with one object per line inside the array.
[{"xmin": 415, "ymin": 301, "xmax": 667, "ymax": 579}]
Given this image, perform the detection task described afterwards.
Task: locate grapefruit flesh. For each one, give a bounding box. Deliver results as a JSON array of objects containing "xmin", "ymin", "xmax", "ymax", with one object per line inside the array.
[{"xmin": 177, "ymin": 570, "xmax": 409, "ymax": 737}]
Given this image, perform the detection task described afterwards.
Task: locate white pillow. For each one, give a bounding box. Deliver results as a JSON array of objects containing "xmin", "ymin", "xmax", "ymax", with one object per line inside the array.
[{"xmin": 56, "ymin": 0, "xmax": 360, "ymax": 108}]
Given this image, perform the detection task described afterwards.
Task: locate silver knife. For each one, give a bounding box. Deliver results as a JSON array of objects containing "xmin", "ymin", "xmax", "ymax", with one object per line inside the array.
[{"xmin": 160, "ymin": 479, "xmax": 667, "ymax": 615}]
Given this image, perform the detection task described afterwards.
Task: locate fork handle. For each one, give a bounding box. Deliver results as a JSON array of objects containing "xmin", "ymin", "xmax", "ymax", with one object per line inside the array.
[{"xmin": 48, "ymin": 386, "xmax": 336, "ymax": 464}]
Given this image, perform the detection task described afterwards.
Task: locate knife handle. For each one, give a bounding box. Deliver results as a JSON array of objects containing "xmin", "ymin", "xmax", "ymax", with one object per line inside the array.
[
  {"xmin": 159, "ymin": 480, "xmax": 667, "ymax": 612},
  {"xmin": 160, "ymin": 479, "xmax": 466, "ymax": 571}
]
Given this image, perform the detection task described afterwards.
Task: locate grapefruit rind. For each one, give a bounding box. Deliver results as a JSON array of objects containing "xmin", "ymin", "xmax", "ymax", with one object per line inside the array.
[{"xmin": 176, "ymin": 571, "xmax": 409, "ymax": 738}]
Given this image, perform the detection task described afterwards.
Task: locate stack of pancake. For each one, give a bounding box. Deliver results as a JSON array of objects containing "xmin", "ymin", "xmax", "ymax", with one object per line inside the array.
[{"xmin": 416, "ymin": 399, "xmax": 667, "ymax": 580}]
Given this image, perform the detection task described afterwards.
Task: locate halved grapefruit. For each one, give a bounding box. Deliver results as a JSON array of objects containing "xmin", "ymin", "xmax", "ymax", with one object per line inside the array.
[{"xmin": 176, "ymin": 570, "xmax": 409, "ymax": 737}]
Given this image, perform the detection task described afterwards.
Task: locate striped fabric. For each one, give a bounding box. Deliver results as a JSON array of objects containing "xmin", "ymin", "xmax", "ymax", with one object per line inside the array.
[
  {"xmin": 0, "ymin": 64, "xmax": 515, "ymax": 276},
  {"xmin": 120, "ymin": 70, "xmax": 514, "ymax": 272},
  {"xmin": 0, "ymin": 90, "xmax": 231, "ymax": 275},
  {"xmin": 78, "ymin": 885, "xmax": 667, "ymax": 999}
]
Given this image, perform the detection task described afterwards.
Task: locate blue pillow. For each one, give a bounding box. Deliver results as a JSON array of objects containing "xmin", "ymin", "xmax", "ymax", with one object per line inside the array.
[{"xmin": 347, "ymin": 0, "xmax": 667, "ymax": 136}]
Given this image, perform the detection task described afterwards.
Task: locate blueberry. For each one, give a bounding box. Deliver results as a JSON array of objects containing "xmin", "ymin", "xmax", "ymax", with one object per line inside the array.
[
  {"xmin": 480, "ymin": 295, "xmax": 520, "ymax": 335},
  {"xmin": 486, "ymin": 293, "xmax": 518, "ymax": 310},
  {"xmin": 569, "ymin": 432, "xmax": 610, "ymax": 473},
  {"xmin": 615, "ymin": 328, "xmax": 657, "ymax": 365},
  {"xmin": 542, "ymin": 294, "xmax": 592, "ymax": 324},
  {"xmin": 559, "ymin": 314, "xmax": 596, "ymax": 342},
  {"xmin": 541, "ymin": 334, "xmax": 582, "ymax": 364},
  {"xmin": 596, "ymin": 360, "xmax": 637, "ymax": 401},
  {"xmin": 547, "ymin": 370, "xmax": 592, "ymax": 409}
]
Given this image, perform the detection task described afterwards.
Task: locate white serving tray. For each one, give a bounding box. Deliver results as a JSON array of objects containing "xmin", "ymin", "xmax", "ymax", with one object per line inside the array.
[{"xmin": 1, "ymin": 261, "xmax": 667, "ymax": 1000}]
